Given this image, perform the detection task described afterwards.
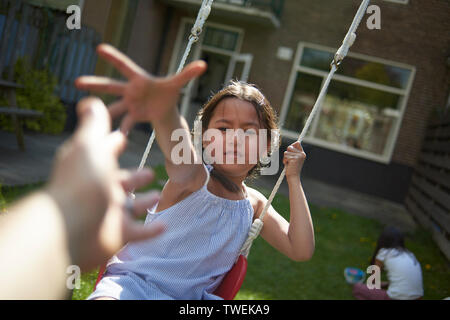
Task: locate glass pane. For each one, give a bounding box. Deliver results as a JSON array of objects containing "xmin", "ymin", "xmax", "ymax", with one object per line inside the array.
[
  {"xmin": 203, "ymin": 27, "xmax": 238, "ymax": 51},
  {"xmin": 284, "ymin": 72, "xmax": 323, "ymax": 133},
  {"xmin": 300, "ymin": 47, "xmax": 333, "ymax": 71},
  {"xmin": 25, "ymin": 0, "xmax": 81, "ymax": 11},
  {"xmin": 328, "ymin": 81, "xmax": 401, "ymax": 110},
  {"xmin": 194, "ymin": 51, "xmax": 230, "ymax": 102},
  {"xmin": 338, "ymin": 59, "xmax": 411, "ymax": 89},
  {"xmin": 232, "ymin": 60, "xmax": 245, "ymax": 81},
  {"xmin": 313, "ymin": 80, "xmax": 401, "ymax": 155},
  {"xmin": 300, "ymin": 47, "xmax": 411, "ymax": 89}
]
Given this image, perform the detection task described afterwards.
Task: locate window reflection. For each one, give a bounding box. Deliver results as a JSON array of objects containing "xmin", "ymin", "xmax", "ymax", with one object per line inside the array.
[
  {"xmin": 300, "ymin": 47, "xmax": 411, "ymax": 89},
  {"xmin": 285, "ymin": 46, "xmax": 413, "ymax": 159},
  {"xmin": 284, "ymin": 72, "xmax": 322, "ymax": 132}
]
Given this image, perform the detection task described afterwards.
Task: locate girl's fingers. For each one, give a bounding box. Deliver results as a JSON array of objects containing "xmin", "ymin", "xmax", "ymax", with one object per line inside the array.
[
  {"xmin": 284, "ymin": 151, "xmax": 306, "ymax": 159},
  {"xmin": 120, "ymin": 168, "xmax": 155, "ymax": 193},
  {"xmin": 287, "ymin": 142, "xmax": 303, "ymax": 152},
  {"xmin": 294, "ymin": 141, "xmax": 303, "ymax": 149},
  {"xmin": 287, "ymin": 146, "xmax": 297, "ymax": 152},
  {"xmin": 120, "ymin": 114, "xmax": 135, "ymax": 136},
  {"xmin": 75, "ymin": 76, "xmax": 126, "ymax": 96},
  {"xmin": 171, "ymin": 60, "xmax": 207, "ymax": 88},
  {"xmin": 97, "ymin": 44, "xmax": 145, "ymax": 79},
  {"xmin": 108, "ymin": 100, "xmax": 127, "ymax": 119},
  {"xmin": 285, "ymin": 154, "xmax": 306, "ymax": 161}
]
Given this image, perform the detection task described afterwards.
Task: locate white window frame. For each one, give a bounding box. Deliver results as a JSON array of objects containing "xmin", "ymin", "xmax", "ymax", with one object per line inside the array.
[
  {"xmin": 383, "ymin": 0, "xmax": 409, "ymax": 4},
  {"xmin": 168, "ymin": 18, "xmax": 245, "ymax": 118},
  {"xmin": 79, "ymin": 0, "xmax": 85, "ymax": 12},
  {"xmin": 25, "ymin": 0, "xmax": 85, "ymax": 11},
  {"xmin": 280, "ymin": 42, "xmax": 416, "ymax": 164},
  {"xmin": 168, "ymin": 17, "xmax": 244, "ymax": 75}
]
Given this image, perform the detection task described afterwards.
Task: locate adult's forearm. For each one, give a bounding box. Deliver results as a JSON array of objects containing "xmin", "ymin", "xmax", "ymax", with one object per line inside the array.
[{"xmin": 0, "ymin": 191, "xmax": 72, "ymax": 299}]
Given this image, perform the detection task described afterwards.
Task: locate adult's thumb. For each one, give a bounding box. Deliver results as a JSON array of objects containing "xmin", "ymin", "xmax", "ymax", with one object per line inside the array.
[{"xmin": 76, "ymin": 96, "xmax": 111, "ymax": 139}]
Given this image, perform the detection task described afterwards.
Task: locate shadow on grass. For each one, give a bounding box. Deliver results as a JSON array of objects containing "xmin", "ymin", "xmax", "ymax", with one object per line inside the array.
[
  {"xmin": 1, "ymin": 167, "xmax": 448, "ymax": 300},
  {"xmin": 236, "ymin": 192, "xmax": 450, "ymax": 300}
]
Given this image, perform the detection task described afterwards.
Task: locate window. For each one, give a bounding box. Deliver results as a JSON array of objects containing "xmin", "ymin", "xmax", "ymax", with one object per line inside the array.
[
  {"xmin": 24, "ymin": 0, "xmax": 84, "ymax": 11},
  {"xmin": 383, "ymin": 0, "xmax": 409, "ymax": 4},
  {"xmin": 203, "ymin": 27, "xmax": 239, "ymax": 51},
  {"xmin": 280, "ymin": 43, "xmax": 415, "ymax": 163},
  {"xmin": 170, "ymin": 21, "xmax": 241, "ymax": 74}
]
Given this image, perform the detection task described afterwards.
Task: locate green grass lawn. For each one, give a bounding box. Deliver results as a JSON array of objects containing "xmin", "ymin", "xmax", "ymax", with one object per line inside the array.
[{"xmin": 2, "ymin": 166, "xmax": 449, "ymax": 300}]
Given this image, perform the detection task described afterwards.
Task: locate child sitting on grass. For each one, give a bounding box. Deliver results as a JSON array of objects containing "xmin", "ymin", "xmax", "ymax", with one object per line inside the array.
[{"xmin": 353, "ymin": 226, "xmax": 423, "ymax": 300}]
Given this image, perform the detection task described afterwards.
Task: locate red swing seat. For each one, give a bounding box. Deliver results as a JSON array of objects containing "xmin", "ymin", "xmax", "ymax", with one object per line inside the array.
[
  {"xmin": 94, "ymin": 254, "xmax": 248, "ymax": 300},
  {"xmin": 213, "ymin": 255, "xmax": 247, "ymax": 300}
]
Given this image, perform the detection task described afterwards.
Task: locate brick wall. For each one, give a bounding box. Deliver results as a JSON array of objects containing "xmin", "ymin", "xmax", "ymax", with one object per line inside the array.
[
  {"xmin": 126, "ymin": 0, "xmax": 167, "ymax": 74},
  {"xmin": 82, "ymin": 0, "xmax": 112, "ymax": 36},
  {"xmin": 355, "ymin": 0, "xmax": 450, "ymax": 167},
  {"xmin": 157, "ymin": 0, "xmax": 450, "ymax": 170}
]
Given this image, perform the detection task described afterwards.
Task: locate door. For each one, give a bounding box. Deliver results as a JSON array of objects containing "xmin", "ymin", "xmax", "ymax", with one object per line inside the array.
[
  {"xmin": 182, "ymin": 51, "xmax": 253, "ymax": 127},
  {"xmin": 225, "ymin": 53, "xmax": 253, "ymax": 83}
]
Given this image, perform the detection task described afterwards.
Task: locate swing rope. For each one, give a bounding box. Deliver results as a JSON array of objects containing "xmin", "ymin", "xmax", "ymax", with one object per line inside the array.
[
  {"xmin": 239, "ymin": 0, "xmax": 371, "ymax": 258},
  {"xmin": 96, "ymin": 0, "xmax": 372, "ymax": 299},
  {"xmin": 135, "ymin": 0, "xmax": 371, "ymax": 259},
  {"xmin": 137, "ymin": 0, "xmax": 214, "ymax": 171}
]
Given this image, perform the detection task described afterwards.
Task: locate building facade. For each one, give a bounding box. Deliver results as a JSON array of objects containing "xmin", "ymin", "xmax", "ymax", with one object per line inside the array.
[{"xmin": 82, "ymin": 0, "xmax": 450, "ymax": 205}]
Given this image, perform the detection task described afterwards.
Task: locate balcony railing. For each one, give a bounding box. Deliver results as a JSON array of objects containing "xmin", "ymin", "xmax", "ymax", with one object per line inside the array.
[
  {"xmin": 159, "ymin": 0, "xmax": 284, "ymax": 27},
  {"xmin": 215, "ymin": 0, "xmax": 284, "ymax": 20}
]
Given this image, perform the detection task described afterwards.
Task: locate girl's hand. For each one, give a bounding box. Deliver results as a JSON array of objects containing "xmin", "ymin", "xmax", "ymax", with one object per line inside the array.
[
  {"xmin": 283, "ymin": 141, "xmax": 307, "ymax": 178},
  {"xmin": 75, "ymin": 44, "xmax": 207, "ymax": 133}
]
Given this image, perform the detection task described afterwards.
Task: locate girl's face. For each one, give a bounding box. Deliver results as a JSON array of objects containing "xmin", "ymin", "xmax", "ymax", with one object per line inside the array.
[{"xmin": 203, "ymin": 97, "xmax": 268, "ymax": 177}]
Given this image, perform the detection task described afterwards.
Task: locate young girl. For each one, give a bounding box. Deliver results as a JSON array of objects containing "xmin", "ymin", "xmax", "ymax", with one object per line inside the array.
[
  {"xmin": 76, "ymin": 44, "xmax": 315, "ymax": 300},
  {"xmin": 353, "ymin": 226, "xmax": 423, "ymax": 300}
]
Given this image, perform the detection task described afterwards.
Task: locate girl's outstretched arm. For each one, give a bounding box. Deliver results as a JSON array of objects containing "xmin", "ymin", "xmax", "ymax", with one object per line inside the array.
[
  {"xmin": 254, "ymin": 141, "xmax": 314, "ymax": 261},
  {"xmin": 76, "ymin": 44, "xmax": 208, "ymax": 188}
]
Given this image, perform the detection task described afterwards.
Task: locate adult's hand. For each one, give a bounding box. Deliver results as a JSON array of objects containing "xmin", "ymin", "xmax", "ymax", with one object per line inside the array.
[
  {"xmin": 47, "ymin": 97, "xmax": 164, "ymax": 270},
  {"xmin": 0, "ymin": 97, "xmax": 164, "ymax": 299}
]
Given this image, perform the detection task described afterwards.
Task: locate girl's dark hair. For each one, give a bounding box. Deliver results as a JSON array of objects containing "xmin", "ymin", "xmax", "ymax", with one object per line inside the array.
[
  {"xmin": 370, "ymin": 226, "xmax": 416, "ymax": 265},
  {"xmin": 194, "ymin": 80, "xmax": 279, "ymax": 193}
]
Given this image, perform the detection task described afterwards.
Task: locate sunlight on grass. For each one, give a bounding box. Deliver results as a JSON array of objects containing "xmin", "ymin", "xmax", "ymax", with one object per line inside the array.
[
  {"xmin": 235, "ymin": 289, "xmax": 271, "ymax": 300},
  {"xmin": 72, "ymin": 269, "xmax": 98, "ymax": 300},
  {"xmin": 1, "ymin": 165, "xmax": 449, "ymax": 300}
]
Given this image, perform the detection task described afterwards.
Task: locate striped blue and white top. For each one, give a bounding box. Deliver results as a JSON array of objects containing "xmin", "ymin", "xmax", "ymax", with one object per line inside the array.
[{"xmin": 88, "ymin": 164, "xmax": 254, "ymax": 300}]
